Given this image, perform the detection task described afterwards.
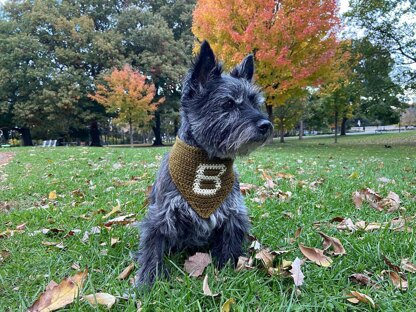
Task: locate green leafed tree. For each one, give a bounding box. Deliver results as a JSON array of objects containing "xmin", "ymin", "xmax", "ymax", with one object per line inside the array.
[{"xmin": 346, "ymin": 0, "xmax": 416, "ymax": 89}]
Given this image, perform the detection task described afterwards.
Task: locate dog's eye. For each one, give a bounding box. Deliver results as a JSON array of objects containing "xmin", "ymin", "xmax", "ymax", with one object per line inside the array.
[{"xmin": 223, "ymin": 99, "xmax": 235, "ymax": 109}]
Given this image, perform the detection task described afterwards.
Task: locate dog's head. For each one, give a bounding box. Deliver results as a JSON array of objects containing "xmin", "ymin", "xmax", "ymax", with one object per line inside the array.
[{"xmin": 181, "ymin": 41, "xmax": 273, "ymax": 159}]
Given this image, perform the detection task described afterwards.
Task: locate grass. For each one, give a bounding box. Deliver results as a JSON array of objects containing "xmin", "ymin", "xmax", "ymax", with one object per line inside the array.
[{"xmin": 1, "ymin": 131, "xmax": 415, "ymax": 311}]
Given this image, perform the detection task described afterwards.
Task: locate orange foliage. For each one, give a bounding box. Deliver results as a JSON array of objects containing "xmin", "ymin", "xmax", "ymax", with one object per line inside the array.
[
  {"xmin": 193, "ymin": 0, "xmax": 342, "ymax": 106},
  {"xmin": 89, "ymin": 65, "xmax": 162, "ymax": 126}
]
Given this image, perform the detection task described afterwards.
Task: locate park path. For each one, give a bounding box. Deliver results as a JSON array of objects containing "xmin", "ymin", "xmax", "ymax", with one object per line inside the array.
[{"xmin": 0, "ymin": 152, "xmax": 14, "ymax": 167}]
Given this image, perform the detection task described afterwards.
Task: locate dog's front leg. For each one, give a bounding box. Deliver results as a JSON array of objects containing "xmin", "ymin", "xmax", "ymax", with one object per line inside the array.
[
  {"xmin": 135, "ymin": 219, "xmax": 167, "ymax": 287},
  {"xmin": 211, "ymin": 211, "xmax": 250, "ymax": 268}
]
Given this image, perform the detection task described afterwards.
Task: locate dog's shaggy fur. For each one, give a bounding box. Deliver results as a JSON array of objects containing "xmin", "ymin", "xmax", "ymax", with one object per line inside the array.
[{"xmin": 135, "ymin": 41, "xmax": 273, "ymax": 287}]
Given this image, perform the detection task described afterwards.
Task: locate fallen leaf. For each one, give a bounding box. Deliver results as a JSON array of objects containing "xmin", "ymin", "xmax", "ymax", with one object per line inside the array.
[
  {"xmin": 299, "ymin": 244, "xmax": 332, "ymax": 267},
  {"xmin": 49, "ymin": 191, "xmax": 57, "ymax": 200},
  {"xmin": 16, "ymin": 223, "xmax": 27, "ymax": 230},
  {"xmin": 136, "ymin": 300, "xmax": 142, "ymax": 312},
  {"xmin": 84, "ymin": 293, "xmax": 116, "ymax": 309},
  {"xmin": 346, "ymin": 291, "xmax": 375, "ymax": 307},
  {"xmin": 318, "ymin": 232, "xmax": 346, "ymax": 255},
  {"xmin": 118, "ymin": 262, "xmax": 135, "ymax": 280},
  {"xmin": 0, "ymin": 249, "xmax": 11, "ymax": 263},
  {"xmin": 349, "ymin": 171, "xmax": 359, "ymax": 179},
  {"xmin": 235, "ymin": 256, "xmax": 254, "ymax": 272},
  {"xmin": 184, "ymin": 252, "xmax": 212, "ymax": 277},
  {"xmin": 202, "ymin": 274, "xmax": 220, "ymax": 297},
  {"xmin": 249, "ymin": 240, "xmax": 261, "ymax": 252},
  {"xmin": 221, "ymin": 298, "xmax": 235, "ymax": 312},
  {"xmin": 336, "ymin": 218, "xmax": 357, "ymax": 232},
  {"xmin": 384, "ymin": 271, "xmax": 408, "ymax": 291},
  {"xmin": 349, "ymin": 274, "xmax": 378, "ymax": 287},
  {"xmin": 110, "ymin": 237, "xmax": 120, "ymax": 247},
  {"xmin": 383, "ymin": 256, "xmax": 401, "ymax": 272},
  {"xmin": 352, "ymin": 191, "xmax": 363, "ymax": 209},
  {"xmin": 401, "ymin": 258, "xmax": 416, "ymax": 273},
  {"xmin": 28, "ymin": 269, "xmax": 88, "ymax": 312},
  {"xmin": 239, "ymin": 183, "xmax": 258, "ymax": 195},
  {"xmin": 290, "ymin": 257, "xmax": 304, "ymax": 287},
  {"xmin": 41, "ymin": 241, "xmax": 65, "ymax": 249},
  {"xmin": 380, "ymin": 191, "xmax": 400, "ymax": 212},
  {"xmin": 103, "ymin": 199, "xmax": 121, "ymax": 219},
  {"xmin": 104, "ymin": 214, "xmax": 136, "ymax": 227},
  {"xmin": 255, "ymin": 249, "xmax": 275, "ymax": 269}
]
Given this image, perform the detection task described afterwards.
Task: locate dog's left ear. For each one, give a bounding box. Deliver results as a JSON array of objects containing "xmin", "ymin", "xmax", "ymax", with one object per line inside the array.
[{"xmin": 230, "ymin": 54, "xmax": 254, "ymax": 82}]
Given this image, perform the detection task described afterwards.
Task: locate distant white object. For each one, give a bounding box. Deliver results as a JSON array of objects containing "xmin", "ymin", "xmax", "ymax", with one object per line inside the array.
[{"xmin": 357, "ymin": 120, "xmax": 361, "ymax": 127}]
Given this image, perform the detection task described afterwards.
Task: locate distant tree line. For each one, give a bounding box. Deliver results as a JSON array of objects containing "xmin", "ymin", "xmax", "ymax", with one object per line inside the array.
[{"xmin": 0, "ymin": 0, "xmax": 413, "ymax": 146}]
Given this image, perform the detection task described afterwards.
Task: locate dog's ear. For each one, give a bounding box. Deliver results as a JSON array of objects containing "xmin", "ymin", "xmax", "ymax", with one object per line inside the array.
[
  {"xmin": 230, "ymin": 54, "xmax": 254, "ymax": 82},
  {"xmin": 191, "ymin": 41, "xmax": 222, "ymax": 86}
]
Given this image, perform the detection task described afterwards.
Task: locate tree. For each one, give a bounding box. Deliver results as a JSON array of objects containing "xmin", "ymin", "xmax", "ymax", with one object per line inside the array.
[
  {"xmin": 0, "ymin": 0, "xmax": 127, "ymax": 146},
  {"xmin": 192, "ymin": 0, "xmax": 342, "ymax": 142},
  {"xmin": 346, "ymin": 0, "xmax": 416, "ymax": 89},
  {"xmin": 351, "ymin": 39, "xmax": 405, "ymax": 125},
  {"xmin": 89, "ymin": 65, "xmax": 161, "ymax": 145},
  {"xmin": 117, "ymin": 0, "xmax": 195, "ymax": 145}
]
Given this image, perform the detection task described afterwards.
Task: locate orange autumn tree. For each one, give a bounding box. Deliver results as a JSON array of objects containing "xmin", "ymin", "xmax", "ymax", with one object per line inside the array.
[
  {"xmin": 193, "ymin": 0, "xmax": 342, "ymax": 142},
  {"xmin": 89, "ymin": 65, "xmax": 162, "ymax": 145}
]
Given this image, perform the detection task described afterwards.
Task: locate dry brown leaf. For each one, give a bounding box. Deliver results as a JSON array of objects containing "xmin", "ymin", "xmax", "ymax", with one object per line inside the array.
[
  {"xmin": 202, "ymin": 274, "xmax": 220, "ymax": 297},
  {"xmin": 0, "ymin": 249, "xmax": 11, "ymax": 263},
  {"xmin": 401, "ymin": 258, "xmax": 416, "ymax": 273},
  {"xmin": 318, "ymin": 232, "xmax": 346, "ymax": 255},
  {"xmin": 103, "ymin": 199, "xmax": 121, "ymax": 219},
  {"xmin": 349, "ymin": 274, "xmax": 378, "ymax": 287},
  {"xmin": 383, "ymin": 256, "xmax": 401, "ymax": 272},
  {"xmin": 16, "ymin": 223, "xmax": 27, "ymax": 230},
  {"xmin": 355, "ymin": 221, "xmax": 382, "ymax": 231},
  {"xmin": 336, "ymin": 218, "xmax": 357, "ymax": 232},
  {"xmin": 290, "ymin": 257, "xmax": 304, "ymax": 287},
  {"xmin": 255, "ymin": 249, "xmax": 275, "ymax": 269},
  {"xmin": 41, "ymin": 241, "xmax": 65, "ymax": 249},
  {"xmin": 299, "ymin": 244, "xmax": 332, "ymax": 267},
  {"xmin": 235, "ymin": 256, "xmax": 254, "ymax": 272},
  {"xmin": 221, "ymin": 298, "xmax": 235, "ymax": 312},
  {"xmin": 28, "ymin": 269, "xmax": 88, "ymax": 312},
  {"xmin": 118, "ymin": 262, "xmax": 135, "ymax": 280},
  {"xmin": 184, "ymin": 252, "xmax": 212, "ymax": 277},
  {"xmin": 239, "ymin": 183, "xmax": 258, "ymax": 195},
  {"xmin": 346, "ymin": 291, "xmax": 375, "ymax": 307},
  {"xmin": 84, "ymin": 293, "xmax": 116, "ymax": 308},
  {"xmin": 352, "ymin": 191, "xmax": 363, "ymax": 209},
  {"xmin": 384, "ymin": 271, "xmax": 408, "ymax": 291},
  {"xmin": 380, "ymin": 191, "xmax": 400, "ymax": 212}
]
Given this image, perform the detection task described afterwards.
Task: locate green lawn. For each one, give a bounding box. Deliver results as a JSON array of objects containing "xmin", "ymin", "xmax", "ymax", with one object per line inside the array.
[{"xmin": 1, "ymin": 132, "xmax": 415, "ymax": 311}]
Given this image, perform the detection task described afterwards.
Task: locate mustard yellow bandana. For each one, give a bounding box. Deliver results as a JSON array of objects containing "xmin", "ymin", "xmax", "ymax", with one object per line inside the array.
[{"xmin": 168, "ymin": 137, "xmax": 235, "ymax": 218}]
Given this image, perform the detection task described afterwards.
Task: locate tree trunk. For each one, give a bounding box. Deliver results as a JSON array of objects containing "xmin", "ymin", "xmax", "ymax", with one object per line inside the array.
[
  {"xmin": 129, "ymin": 120, "xmax": 134, "ymax": 146},
  {"xmin": 340, "ymin": 117, "xmax": 347, "ymax": 136},
  {"xmin": 173, "ymin": 116, "xmax": 179, "ymax": 137},
  {"xmin": 89, "ymin": 121, "xmax": 102, "ymax": 147},
  {"xmin": 1, "ymin": 128, "xmax": 10, "ymax": 141},
  {"xmin": 152, "ymin": 110, "xmax": 163, "ymax": 146},
  {"xmin": 299, "ymin": 119, "xmax": 304, "ymax": 140},
  {"xmin": 334, "ymin": 111, "xmax": 338, "ymax": 143},
  {"xmin": 17, "ymin": 127, "xmax": 33, "ymax": 146},
  {"xmin": 266, "ymin": 105, "xmax": 273, "ymax": 121},
  {"xmin": 279, "ymin": 118, "xmax": 285, "ymax": 143}
]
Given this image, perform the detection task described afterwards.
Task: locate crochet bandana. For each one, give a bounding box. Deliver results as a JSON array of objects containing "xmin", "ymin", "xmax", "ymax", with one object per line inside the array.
[{"xmin": 168, "ymin": 137, "xmax": 235, "ymax": 219}]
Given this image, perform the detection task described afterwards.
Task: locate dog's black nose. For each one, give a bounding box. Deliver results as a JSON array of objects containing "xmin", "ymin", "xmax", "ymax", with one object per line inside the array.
[{"xmin": 257, "ymin": 120, "xmax": 273, "ymax": 135}]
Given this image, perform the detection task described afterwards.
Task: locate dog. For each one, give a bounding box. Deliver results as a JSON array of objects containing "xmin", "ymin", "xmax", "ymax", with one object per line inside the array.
[{"xmin": 135, "ymin": 41, "xmax": 273, "ymax": 287}]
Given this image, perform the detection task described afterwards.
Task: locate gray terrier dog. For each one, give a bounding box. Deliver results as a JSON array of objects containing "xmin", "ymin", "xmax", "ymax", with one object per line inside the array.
[{"xmin": 135, "ymin": 41, "xmax": 273, "ymax": 287}]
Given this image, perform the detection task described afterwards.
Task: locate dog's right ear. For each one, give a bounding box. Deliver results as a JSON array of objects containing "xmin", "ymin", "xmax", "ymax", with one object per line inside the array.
[{"xmin": 191, "ymin": 41, "xmax": 222, "ymax": 87}]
